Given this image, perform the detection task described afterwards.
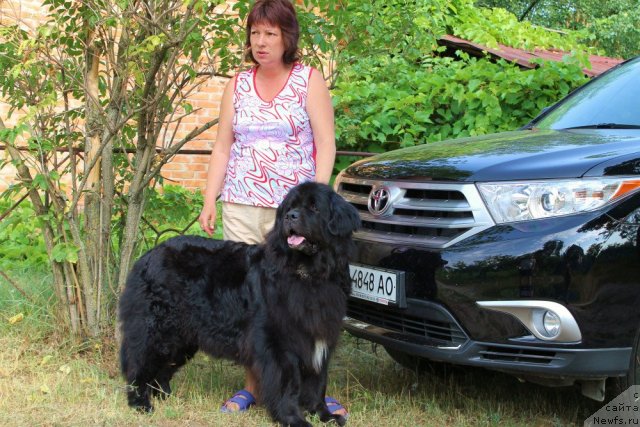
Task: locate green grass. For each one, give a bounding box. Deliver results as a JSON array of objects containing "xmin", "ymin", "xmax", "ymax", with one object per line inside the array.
[{"xmin": 0, "ymin": 268, "xmax": 604, "ymax": 426}]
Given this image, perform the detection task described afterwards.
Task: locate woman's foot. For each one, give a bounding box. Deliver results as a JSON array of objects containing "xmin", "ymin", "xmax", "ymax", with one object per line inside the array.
[
  {"xmin": 220, "ymin": 389, "xmax": 256, "ymax": 413},
  {"xmin": 325, "ymin": 396, "xmax": 348, "ymax": 418}
]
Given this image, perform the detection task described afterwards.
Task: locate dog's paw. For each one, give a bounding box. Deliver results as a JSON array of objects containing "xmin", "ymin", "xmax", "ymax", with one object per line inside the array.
[
  {"xmin": 127, "ymin": 389, "xmax": 154, "ymax": 413},
  {"xmin": 319, "ymin": 414, "xmax": 346, "ymax": 426},
  {"xmin": 283, "ymin": 421, "xmax": 312, "ymax": 427},
  {"xmin": 333, "ymin": 414, "xmax": 347, "ymax": 426},
  {"xmin": 278, "ymin": 415, "xmax": 313, "ymax": 427}
]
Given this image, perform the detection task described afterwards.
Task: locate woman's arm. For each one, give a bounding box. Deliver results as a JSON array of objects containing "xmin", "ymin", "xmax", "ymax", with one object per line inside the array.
[
  {"xmin": 198, "ymin": 76, "xmax": 237, "ymax": 236},
  {"xmin": 306, "ymin": 69, "xmax": 336, "ymax": 185}
]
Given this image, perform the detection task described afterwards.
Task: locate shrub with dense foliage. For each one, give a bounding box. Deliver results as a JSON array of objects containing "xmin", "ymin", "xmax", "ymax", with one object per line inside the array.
[
  {"xmin": 331, "ymin": 0, "xmax": 594, "ymax": 154},
  {"xmin": 0, "ymin": 186, "xmax": 207, "ymax": 272},
  {"xmin": 475, "ymin": 0, "xmax": 640, "ymax": 60},
  {"xmin": 333, "ymin": 54, "xmax": 588, "ymax": 153}
]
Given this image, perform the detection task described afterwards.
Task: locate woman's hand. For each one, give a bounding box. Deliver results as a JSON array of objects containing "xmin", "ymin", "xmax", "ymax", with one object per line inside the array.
[{"xmin": 198, "ymin": 204, "xmax": 217, "ymax": 236}]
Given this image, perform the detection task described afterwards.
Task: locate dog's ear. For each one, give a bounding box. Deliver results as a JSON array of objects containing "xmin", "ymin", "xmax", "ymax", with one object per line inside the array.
[
  {"xmin": 328, "ymin": 191, "xmax": 361, "ymax": 237},
  {"xmin": 266, "ymin": 198, "xmax": 289, "ymax": 249}
]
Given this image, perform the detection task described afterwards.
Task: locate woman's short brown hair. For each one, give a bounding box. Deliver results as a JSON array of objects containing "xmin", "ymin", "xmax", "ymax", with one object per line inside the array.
[{"xmin": 245, "ymin": 0, "xmax": 301, "ymax": 65}]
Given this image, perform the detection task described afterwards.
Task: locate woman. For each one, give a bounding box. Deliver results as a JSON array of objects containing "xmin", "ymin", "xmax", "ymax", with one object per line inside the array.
[{"xmin": 197, "ymin": 0, "xmax": 347, "ymax": 417}]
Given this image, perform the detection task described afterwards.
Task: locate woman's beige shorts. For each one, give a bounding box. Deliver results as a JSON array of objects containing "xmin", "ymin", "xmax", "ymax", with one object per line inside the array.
[{"xmin": 222, "ymin": 202, "xmax": 276, "ymax": 244}]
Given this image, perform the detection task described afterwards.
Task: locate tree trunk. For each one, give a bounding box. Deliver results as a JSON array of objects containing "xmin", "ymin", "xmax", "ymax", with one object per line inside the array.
[
  {"xmin": 1, "ymin": 134, "xmax": 80, "ymax": 334},
  {"xmin": 82, "ymin": 33, "xmax": 102, "ymax": 337},
  {"xmin": 116, "ymin": 149, "xmax": 154, "ymax": 294}
]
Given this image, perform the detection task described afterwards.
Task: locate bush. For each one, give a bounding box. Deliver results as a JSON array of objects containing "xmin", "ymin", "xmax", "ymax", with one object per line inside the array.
[
  {"xmin": 0, "ymin": 185, "xmax": 216, "ymax": 272},
  {"xmin": 140, "ymin": 184, "xmax": 209, "ymax": 243},
  {"xmin": 0, "ymin": 199, "xmax": 48, "ymax": 270},
  {"xmin": 333, "ymin": 54, "xmax": 588, "ymax": 153},
  {"xmin": 119, "ymin": 184, "xmax": 220, "ymax": 257}
]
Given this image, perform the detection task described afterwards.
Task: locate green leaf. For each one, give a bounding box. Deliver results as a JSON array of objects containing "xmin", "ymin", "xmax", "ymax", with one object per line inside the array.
[
  {"xmin": 51, "ymin": 242, "xmax": 79, "ymax": 263},
  {"xmin": 32, "ymin": 174, "xmax": 49, "ymax": 190}
]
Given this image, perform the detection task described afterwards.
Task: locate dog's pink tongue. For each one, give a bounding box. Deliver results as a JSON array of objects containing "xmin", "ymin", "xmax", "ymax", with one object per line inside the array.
[{"xmin": 287, "ymin": 235, "xmax": 306, "ymax": 247}]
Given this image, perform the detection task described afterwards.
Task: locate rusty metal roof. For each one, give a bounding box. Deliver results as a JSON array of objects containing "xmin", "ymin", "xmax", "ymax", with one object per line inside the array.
[{"xmin": 438, "ymin": 34, "xmax": 624, "ymax": 77}]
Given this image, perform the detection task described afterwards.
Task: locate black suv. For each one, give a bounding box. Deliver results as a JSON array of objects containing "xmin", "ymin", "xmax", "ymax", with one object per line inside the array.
[{"xmin": 334, "ymin": 56, "xmax": 640, "ymax": 401}]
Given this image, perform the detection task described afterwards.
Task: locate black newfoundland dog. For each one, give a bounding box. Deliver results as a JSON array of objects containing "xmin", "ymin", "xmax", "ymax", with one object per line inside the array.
[{"xmin": 119, "ymin": 182, "xmax": 360, "ymax": 427}]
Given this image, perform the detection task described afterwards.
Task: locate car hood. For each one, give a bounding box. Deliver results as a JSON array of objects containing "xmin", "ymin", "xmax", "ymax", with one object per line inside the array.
[{"xmin": 343, "ymin": 129, "xmax": 640, "ymax": 182}]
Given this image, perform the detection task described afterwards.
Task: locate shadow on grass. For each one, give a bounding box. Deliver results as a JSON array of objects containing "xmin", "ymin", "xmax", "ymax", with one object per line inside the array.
[
  {"xmin": 167, "ymin": 331, "xmax": 603, "ymax": 426},
  {"xmin": 328, "ymin": 333, "xmax": 603, "ymax": 426}
]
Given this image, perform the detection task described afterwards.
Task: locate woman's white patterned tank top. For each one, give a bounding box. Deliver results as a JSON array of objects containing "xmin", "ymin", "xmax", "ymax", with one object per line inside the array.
[{"xmin": 220, "ymin": 63, "xmax": 316, "ymax": 207}]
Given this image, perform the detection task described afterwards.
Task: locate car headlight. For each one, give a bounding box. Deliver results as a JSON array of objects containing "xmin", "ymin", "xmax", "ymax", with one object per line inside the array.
[{"xmin": 477, "ymin": 178, "xmax": 640, "ymax": 224}]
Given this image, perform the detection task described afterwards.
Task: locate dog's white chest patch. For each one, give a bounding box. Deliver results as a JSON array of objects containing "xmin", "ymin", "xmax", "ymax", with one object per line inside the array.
[
  {"xmin": 296, "ymin": 265, "xmax": 310, "ymax": 279},
  {"xmin": 312, "ymin": 339, "xmax": 328, "ymax": 373}
]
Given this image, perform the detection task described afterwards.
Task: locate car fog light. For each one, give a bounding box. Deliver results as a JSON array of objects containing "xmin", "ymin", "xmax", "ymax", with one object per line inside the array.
[
  {"xmin": 477, "ymin": 300, "xmax": 581, "ymax": 342},
  {"xmin": 543, "ymin": 310, "xmax": 561, "ymax": 338}
]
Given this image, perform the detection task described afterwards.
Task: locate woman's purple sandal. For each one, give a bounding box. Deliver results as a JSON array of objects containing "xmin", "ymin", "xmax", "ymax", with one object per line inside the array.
[
  {"xmin": 220, "ymin": 389, "xmax": 256, "ymax": 413},
  {"xmin": 325, "ymin": 396, "xmax": 348, "ymax": 418}
]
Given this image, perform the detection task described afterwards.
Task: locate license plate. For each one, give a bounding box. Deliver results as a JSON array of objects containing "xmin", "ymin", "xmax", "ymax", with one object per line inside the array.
[{"xmin": 349, "ymin": 263, "xmax": 406, "ymax": 308}]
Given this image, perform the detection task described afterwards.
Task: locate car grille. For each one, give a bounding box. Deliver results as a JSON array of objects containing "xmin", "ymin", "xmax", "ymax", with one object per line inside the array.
[
  {"xmin": 335, "ymin": 176, "xmax": 494, "ymax": 248},
  {"xmin": 479, "ymin": 346, "xmax": 560, "ymax": 365},
  {"xmin": 347, "ymin": 299, "xmax": 468, "ymax": 347}
]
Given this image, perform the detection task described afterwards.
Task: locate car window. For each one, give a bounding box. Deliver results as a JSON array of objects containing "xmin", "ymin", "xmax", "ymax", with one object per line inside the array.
[{"xmin": 536, "ymin": 57, "xmax": 640, "ymax": 130}]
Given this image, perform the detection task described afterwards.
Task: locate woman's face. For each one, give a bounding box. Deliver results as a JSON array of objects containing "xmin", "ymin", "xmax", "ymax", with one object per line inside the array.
[{"xmin": 249, "ymin": 22, "xmax": 286, "ymax": 66}]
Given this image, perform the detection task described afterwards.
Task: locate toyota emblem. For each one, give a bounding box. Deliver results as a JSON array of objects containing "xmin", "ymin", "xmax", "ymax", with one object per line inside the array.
[{"xmin": 368, "ymin": 186, "xmax": 392, "ymax": 216}]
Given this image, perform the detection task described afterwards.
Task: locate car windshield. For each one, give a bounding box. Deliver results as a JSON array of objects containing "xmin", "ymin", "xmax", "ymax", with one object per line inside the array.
[{"xmin": 534, "ymin": 57, "xmax": 640, "ymax": 130}]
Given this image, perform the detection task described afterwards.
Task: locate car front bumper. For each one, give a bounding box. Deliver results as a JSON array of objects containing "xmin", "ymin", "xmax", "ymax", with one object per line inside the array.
[{"xmin": 344, "ymin": 315, "xmax": 632, "ymax": 380}]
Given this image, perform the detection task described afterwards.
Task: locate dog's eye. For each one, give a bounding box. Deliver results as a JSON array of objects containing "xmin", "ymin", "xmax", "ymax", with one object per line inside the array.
[{"xmin": 309, "ymin": 203, "xmax": 319, "ymax": 213}]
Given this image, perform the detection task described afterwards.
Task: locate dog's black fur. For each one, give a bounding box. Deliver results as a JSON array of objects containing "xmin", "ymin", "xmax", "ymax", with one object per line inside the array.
[{"xmin": 119, "ymin": 182, "xmax": 360, "ymax": 427}]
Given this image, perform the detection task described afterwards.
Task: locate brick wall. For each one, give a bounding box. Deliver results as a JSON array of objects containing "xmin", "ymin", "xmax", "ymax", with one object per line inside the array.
[
  {"xmin": 160, "ymin": 75, "xmax": 228, "ymax": 191},
  {"xmin": 0, "ymin": 0, "xmax": 227, "ymax": 193}
]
